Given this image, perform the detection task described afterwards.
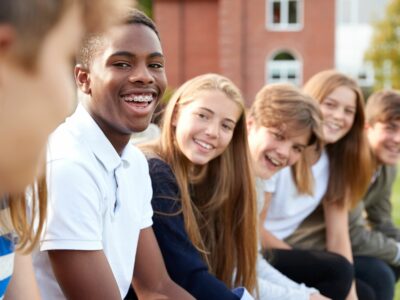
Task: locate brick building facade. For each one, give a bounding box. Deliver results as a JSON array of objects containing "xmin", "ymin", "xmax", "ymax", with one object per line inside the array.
[{"xmin": 154, "ymin": 0, "xmax": 335, "ymax": 105}]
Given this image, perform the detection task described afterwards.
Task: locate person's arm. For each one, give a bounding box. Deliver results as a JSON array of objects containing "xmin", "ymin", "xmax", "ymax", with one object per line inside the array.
[
  {"xmin": 259, "ymin": 192, "xmax": 291, "ymax": 250},
  {"xmin": 4, "ymin": 253, "xmax": 41, "ymax": 300},
  {"xmin": 323, "ymin": 200, "xmax": 357, "ymax": 300},
  {"xmin": 148, "ymin": 158, "xmax": 241, "ymax": 300},
  {"xmin": 365, "ymin": 166, "xmax": 400, "ymax": 240},
  {"xmin": 132, "ymin": 227, "xmax": 194, "ymax": 299},
  {"xmin": 48, "ymin": 250, "xmax": 120, "ymax": 299},
  {"xmin": 349, "ymin": 202, "xmax": 400, "ymax": 266},
  {"xmin": 41, "ymin": 158, "xmax": 122, "ymax": 299}
]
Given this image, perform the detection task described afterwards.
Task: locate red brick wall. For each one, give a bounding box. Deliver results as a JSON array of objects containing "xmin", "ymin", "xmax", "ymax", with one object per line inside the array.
[
  {"xmin": 154, "ymin": 0, "xmax": 219, "ymax": 88},
  {"xmin": 154, "ymin": 0, "xmax": 335, "ymax": 105}
]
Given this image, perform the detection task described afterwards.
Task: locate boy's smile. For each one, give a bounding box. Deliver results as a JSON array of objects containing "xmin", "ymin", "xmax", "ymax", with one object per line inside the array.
[
  {"xmin": 76, "ymin": 23, "xmax": 167, "ymax": 153},
  {"xmin": 367, "ymin": 120, "xmax": 400, "ymax": 165}
]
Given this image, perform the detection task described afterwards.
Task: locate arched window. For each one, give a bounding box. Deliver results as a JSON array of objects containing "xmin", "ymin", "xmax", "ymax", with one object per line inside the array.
[{"xmin": 266, "ymin": 51, "xmax": 302, "ymax": 85}]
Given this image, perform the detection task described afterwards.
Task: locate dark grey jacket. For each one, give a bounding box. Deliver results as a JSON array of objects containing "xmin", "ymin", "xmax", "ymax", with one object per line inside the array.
[{"xmin": 285, "ymin": 165, "xmax": 400, "ymax": 266}]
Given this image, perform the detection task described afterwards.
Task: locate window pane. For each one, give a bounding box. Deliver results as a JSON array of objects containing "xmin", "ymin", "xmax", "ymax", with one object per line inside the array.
[
  {"xmin": 271, "ymin": 70, "xmax": 281, "ymax": 79},
  {"xmin": 288, "ymin": 70, "xmax": 297, "ymax": 79},
  {"xmin": 288, "ymin": 0, "xmax": 298, "ymax": 24},
  {"xmin": 273, "ymin": 2, "xmax": 281, "ymax": 24},
  {"xmin": 273, "ymin": 52, "xmax": 295, "ymax": 61}
]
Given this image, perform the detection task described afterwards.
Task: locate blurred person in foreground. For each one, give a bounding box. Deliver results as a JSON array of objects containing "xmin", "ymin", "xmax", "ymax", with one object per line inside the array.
[{"xmin": 0, "ymin": 0, "xmax": 130, "ymax": 298}]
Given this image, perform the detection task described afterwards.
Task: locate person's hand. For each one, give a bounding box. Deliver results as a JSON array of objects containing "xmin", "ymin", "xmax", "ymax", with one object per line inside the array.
[{"xmin": 310, "ymin": 293, "xmax": 331, "ymax": 300}]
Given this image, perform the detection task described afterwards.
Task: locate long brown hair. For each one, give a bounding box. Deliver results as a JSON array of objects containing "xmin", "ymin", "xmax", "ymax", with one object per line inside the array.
[
  {"xmin": 143, "ymin": 74, "xmax": 258, "ymax": 292},
  {"xmin": 248, "ymin": 83, "xmax": 324, "ymax": 194},
  {"xmin": 303, "ymin": 70, "xmax": 373, "ymax": 208}
]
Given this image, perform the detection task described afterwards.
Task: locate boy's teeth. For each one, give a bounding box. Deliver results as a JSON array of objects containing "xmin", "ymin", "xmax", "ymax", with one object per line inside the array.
[{"xmin": 123, "ymin": 94, "xmax": 153, "ymax": 102}]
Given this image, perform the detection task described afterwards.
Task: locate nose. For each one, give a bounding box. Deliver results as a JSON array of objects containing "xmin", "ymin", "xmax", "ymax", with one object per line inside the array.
[
  {"xmin": 205, "ymin": 120, "xmax": 219, "ymax": 138},
  {"xmin": 332, "ymin": 107, "xmax": 345, "ymax": 120},
  {"xmin": 276, "ymin": 142, "xmax": 290, "ymax": 161},
  {"xmin": 129, "ymin": 62, "xmax": 154, "ymax": 84}
]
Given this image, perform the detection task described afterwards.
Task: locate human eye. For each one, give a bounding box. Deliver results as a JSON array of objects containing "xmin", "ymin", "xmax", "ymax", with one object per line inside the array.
[
  {"xmin": 113, "ymin": 61, "xmax": 131, "ymax": 69},
  {"xmin": 385, "ymin": 123, "xmax": 396, "ymax": 132},
  {"xmin": 197, "ymin": 112, "xmax": 208, "ymax": 120},
  {"xmin": 322, "ymin": 100, "xmax": 335, "ymax": 108},
  {"xmin": 149, "ymin": 62, "xmax": 164, "ymax": 69},
  {"xmin": 345, "ymin": 108, "xmax": 356, "ymax": 115},
  {"xmin": 293, "ymin": 145, "xmax": 304, "ymax": 153},
  {"xmin": 271, "ymin": 130, "xmax": 284, "ymax": 141},
  {"xmin": 222, "ymin": 122, "xmax": 234, "ymax": 131}
]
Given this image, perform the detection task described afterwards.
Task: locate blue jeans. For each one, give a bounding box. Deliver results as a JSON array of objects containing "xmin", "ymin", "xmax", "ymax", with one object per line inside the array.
[{"xmin": 354, "ymin": 256, "xmax": 396, "ymax": 300}]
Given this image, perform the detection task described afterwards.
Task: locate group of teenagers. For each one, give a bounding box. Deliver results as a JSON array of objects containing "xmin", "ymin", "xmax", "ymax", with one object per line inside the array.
[{"xmin": 2, "ymin": 1, "xmax": 400, "ymax": 300}]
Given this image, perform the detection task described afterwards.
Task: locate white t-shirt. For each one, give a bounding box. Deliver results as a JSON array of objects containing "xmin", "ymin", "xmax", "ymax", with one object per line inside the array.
[
  {"xmin": 255, "ymin": 178, "xmax": 318, "ymax": 300},
  {"xmin": 263, "ymin": 150, "xmax": 329, "ymax": 239},
  {"xmin": 33, "ymin": 105, "xmax": 153, "ymax": 299}
]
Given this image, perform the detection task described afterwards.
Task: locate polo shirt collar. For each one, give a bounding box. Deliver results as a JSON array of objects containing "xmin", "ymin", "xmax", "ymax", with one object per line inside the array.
[{"xmin": 69, "ymin": 104, "xmax": 124, "ymax": 173}]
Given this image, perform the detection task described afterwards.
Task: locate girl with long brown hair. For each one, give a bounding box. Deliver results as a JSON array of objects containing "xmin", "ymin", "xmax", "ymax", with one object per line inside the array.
[
  {"xmin": 260, "ymin": 70, "xmax": 374, "ymax": 300},
  {"xmin": 141, "ymin": 73, "xmax": 258, "ymax": 299}
]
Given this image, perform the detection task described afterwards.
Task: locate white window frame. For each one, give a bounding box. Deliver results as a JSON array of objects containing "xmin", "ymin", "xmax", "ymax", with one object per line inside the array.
[
  {"xmin": 266, "ymin": 0, "xmax": 304, "ymax": 31},
  {"xmin": 266, "ymin": 51, "xmax": 303, "ymax": 86}
]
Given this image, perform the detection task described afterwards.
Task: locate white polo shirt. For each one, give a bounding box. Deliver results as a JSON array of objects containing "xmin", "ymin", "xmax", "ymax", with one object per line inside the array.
[
  {"xmin": 263, "ymin": 150, "xmax": 329, "ymax": 239},
  {"xmin": 33, "ymin": 104, "xmax": 153, "ymax": 299}
]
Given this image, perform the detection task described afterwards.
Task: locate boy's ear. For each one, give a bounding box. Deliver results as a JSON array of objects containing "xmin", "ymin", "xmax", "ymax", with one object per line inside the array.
[
  {"xmin": 0, "ymin": 25, "xmax": 15, "ymax": 55},
  {"xmin": 74, "ymin": 64, "xmax": 91, "ymax": 95}
]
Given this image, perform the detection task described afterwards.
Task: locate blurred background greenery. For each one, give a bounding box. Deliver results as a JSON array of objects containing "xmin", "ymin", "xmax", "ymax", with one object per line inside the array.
[{"xmin": 391, "ymin": 170, "xmax": 400, "ymax": 300}]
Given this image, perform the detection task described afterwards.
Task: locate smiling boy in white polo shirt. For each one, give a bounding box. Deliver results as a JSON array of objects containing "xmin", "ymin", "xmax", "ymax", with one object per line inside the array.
[{"xmin": 33, "ymin": 9, "xmax": 193, "ymax": 300}]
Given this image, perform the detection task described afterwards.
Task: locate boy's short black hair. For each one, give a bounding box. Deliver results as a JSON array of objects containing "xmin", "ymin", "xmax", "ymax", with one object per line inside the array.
[{"xmin": 77, "ymin": 9, "xmax": 159, "ymax": 68}]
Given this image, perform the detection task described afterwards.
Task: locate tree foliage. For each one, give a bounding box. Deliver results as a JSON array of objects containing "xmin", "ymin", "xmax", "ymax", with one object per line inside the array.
[
  {"xmin": 137, "ymin": 0, "xmax": 152, "ymax": 18},
  {"xmin": 365, "ymin": 0, "xmax": 400, "ymax": 90}
]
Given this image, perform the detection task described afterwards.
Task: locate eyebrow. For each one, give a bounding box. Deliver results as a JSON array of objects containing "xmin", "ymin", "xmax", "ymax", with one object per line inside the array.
[
  {"xmin": 199, "ymin": 107, "xmax": 237, "ymax": 124},
  {"xmin": 109, "ymin": 51, "xmax": 164, "ymax": 59}
]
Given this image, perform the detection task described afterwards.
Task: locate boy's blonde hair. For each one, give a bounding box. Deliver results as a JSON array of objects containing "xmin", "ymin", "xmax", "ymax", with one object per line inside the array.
[
  {"xmin": 143, "ymin": 73, "xmax": 259, "ymax": 293},
  {"xmin": 249, "ymin": 83, "xmax": 324, "ymax": 194}
]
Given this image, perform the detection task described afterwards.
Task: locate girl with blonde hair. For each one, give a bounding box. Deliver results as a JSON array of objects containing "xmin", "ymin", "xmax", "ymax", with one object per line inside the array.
[{"xmin": 141, "ymin": 73, "xmax": 258, "ymax": 299}]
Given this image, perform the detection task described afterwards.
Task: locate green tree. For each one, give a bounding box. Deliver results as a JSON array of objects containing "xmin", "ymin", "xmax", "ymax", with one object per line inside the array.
[
  {"xmin": 138, "ymin": 0, "xmax": 152, "ymax": 18},
  {"xmin": 365, "ymin": 0, "xmax": 400, "ymax": 90}
]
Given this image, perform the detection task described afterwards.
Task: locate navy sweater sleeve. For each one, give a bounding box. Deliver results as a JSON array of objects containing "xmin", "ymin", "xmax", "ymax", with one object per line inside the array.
[{"xmin": 148, "ymin": 158, "xmax": 240, "ymax": 300}]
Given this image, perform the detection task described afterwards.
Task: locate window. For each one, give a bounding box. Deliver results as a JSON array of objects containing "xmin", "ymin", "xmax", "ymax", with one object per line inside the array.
[
  {"xmin": 267, "ymin": 51, "xmax": 302, "ymax": 85},
  {"xmin": 357, "ymin": 62, "xmax": 374, "ymax": 87},
  {"xmin": 267, "ymin": 0, "xmax": 303, "ymax": 31}
]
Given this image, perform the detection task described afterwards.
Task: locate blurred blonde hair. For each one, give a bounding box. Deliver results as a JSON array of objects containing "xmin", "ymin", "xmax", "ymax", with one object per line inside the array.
[
  {"xmin": 1, "ymin": 0, "xmax": 133, "ymax": 70},
  {"xmin": 142, "ymin": 73, "xmax": 258, "ymax": 293},
  {"xmin": 1, "ymin": 0, "xmax": 133, "ymax": 252}
]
